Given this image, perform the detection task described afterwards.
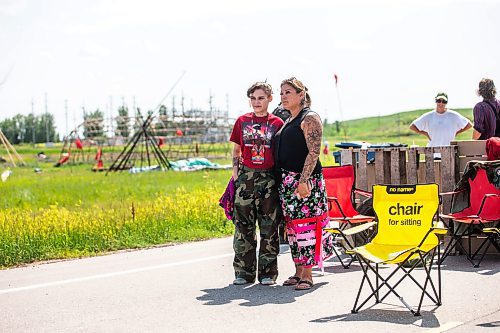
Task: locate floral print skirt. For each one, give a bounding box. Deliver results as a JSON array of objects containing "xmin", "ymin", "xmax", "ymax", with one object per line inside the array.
[{"xmin": 278, "ymin": 169, "xmax": 335, "ymax": 268}]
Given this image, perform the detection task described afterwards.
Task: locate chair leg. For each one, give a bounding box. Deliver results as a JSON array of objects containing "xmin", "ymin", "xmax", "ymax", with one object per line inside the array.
[
  {"xmin": 442, "ymin": 223, "xmax": 479, "ymax": 267},
  {"xmin": 375, "ymin": 252, "xmax": 441, "ymax": 315},
  {"xmin": 338, "ymin": 239, "xmax": 357, "ymax": 269},
  {"xmin": 438, "ymin": 242, "xmax": 442, "ymax": 305},
  {"xmin": 331, "ymin": 243, "xmax": 350, "ymax": 269},
  {"xmin": 455, "ymin": 223, "xmax": 499, "ymax": 268},
  {"xmin": 329, "ymin": 229, "xmax": 358, "ymax": 269},
  {"xmin": 470, "ymin": 234, "xmax": 496, "ymax": 268},
  {"xmin": 352, "ymin": 250, "xmax": 443, "ymax": 315},
  {"xmin": 379, "ymin": 257, "xmax": 437, "ymax": 306},
  {"xmin": 416, "ymin": 251, "xmax": 442, "ymax": 316},
  {"xmin": 353, "ymin": 258, "xmax": 408, "ymax": 313},
  {"xmin": 439, "ymin": 225, "xmax": 462, "ymax": 264},
  {"xmin": 351, "ymin": 256, "xmax": 381, "ymax": 313},
  {"xmin": 351, "ymin": 256, "xmax": 369, "ymax": 313}
]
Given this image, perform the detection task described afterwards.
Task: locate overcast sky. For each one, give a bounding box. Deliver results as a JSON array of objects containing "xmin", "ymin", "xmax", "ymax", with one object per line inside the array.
[{"xmin": 0, "ymin": 0, "xmax": 499, "ymax": 135}]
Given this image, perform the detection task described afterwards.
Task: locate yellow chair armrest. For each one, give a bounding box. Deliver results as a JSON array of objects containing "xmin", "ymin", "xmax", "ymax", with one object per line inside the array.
[
  {"xmin": 342, "ymin": 222, "xmax": 377, "ymax": 236},
  {"xmin": 431, "ymin": 227, "xmax": 448, "ymax": 235},
  {"xmin": 483, "ymin": 227, "xmax": 499, "ymax": 234}
]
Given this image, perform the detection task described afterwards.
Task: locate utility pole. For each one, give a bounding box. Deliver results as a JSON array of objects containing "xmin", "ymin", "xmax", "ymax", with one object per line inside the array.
[
  {"xmin": 133, "ymin": 96, "xmax": 137, "ymax": 116},
  {"xmin": 44, "ymin": 92, "xmax": 49, "ymax": 143},
  {"xmin": 132, "ymin": 96, "xmax": 137, "ymax": 134},
  {"xmin": 81, "ymin": 102, "xmax": 86, "ymax": 138},
  {"xmin": 208, "ymin": 91, "xmax": 213, "ymax": 123},
  {"xmin": 181, "ymin": 93, "xmax": 185, "ymax": 117},
  {"xmin": 64, "ymin": 99, "xmax": 68, "ymax": 138},
  {"xmin": 31, "ymin": 98, "xmax": 35, "ymax": 146},
  {"xmin": 72, "ymin": 102, "xmax": 77, "ymax": 132},
  {"xmin": 109, "ymin": 95, "xmax": 114, "ymax": 136},
  {"xmin": 225, "ymin": 93, "xmax": 229, "ymax": 125},
  {"xmin": 171, "ymin": 95, "xmax": 176, "ymax": 118}
]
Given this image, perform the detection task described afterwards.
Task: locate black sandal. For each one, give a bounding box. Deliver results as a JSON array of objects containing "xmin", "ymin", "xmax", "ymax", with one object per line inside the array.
[
  {"xmin": 295, "ymin": 279, "xmax": 313, "ymax": 290},
  {"xmin": 283, "ymin": 276, "xmax": 301, "ymax": 286}
]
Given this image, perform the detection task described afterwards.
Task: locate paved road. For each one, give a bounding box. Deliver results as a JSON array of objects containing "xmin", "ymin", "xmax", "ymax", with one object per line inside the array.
[{"xmin": 0, "ymin": 237, "xmax": 499, "ymax": 332}]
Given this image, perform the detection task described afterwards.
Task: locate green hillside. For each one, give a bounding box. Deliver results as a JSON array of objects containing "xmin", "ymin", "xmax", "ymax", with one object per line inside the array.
[{"xmin": 323, "ymin": 108, "xmax": 474, "ymax": 147}]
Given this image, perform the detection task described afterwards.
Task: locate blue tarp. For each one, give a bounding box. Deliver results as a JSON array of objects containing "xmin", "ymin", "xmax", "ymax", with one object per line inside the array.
[
  {"xmin": 169, "ymin": 158, "xmax": 231, "ymax": 172},
  {"xmin": 128, "ymin": 158, "xmax": 231, "ymax": 173}
]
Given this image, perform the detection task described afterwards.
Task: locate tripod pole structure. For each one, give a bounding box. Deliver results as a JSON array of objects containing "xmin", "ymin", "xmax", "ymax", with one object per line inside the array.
[{"xmin": 107, "ymin": 71, "xmax": 185, "ymax": 173}]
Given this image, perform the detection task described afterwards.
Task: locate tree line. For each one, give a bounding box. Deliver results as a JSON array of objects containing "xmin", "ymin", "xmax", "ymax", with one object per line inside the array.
[
  {"xmin": 1, "ymin": 103, "xmax": 210, "ymax": 145},
  {"xmin": 0, "ymin": 105, "xmax": 139, "ymax": 145},
  {"xmin": 0, "ymin": 113, "xmax": 59, "ymax": 144}
]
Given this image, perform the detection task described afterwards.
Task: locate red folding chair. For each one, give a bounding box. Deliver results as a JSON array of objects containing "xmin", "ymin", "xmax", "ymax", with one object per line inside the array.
[
  {"xmin": 440, "ymin": 160, "xmax": 500, "ymax": 267},
  {"xmin": 323, "ymin": 165, "xmax": 376, "ymax": 268}
]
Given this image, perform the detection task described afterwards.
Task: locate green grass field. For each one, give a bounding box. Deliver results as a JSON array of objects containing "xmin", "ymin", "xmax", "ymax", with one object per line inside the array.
[
  {"xmin": 0, "ymin": 107, "xmax": 474, "ymax": 267},
  {"xmin": 0, "ymin": 164, "xmax": 233, "ymax": 267}
]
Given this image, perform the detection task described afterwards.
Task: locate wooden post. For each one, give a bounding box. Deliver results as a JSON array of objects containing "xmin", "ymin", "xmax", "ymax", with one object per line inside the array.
[
  {"xmin": 389, "ymin": 148, "xmax": 407, "ymax": 184},
  {"xmin": 358, "ymin": 149, "xmax": 369, "ymax": 191},
  {"xmin": 440, "ymin": 146, "xmax": 456, "ymax": 214},
  {"xmin": 374, "ymin": 149, "xmax": 385, "ymax": 184},
  {"xmin": 407, "ymin": 148, "xmax": 418, "ymax": 184},
  {"xmin": 424, "ymin": 147, "xmax": 435, "ymax": 183}
]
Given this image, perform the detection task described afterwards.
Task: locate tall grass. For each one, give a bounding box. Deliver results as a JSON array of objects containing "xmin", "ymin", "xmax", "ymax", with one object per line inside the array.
[
  {"xmin": 0, "ymin": 166, "xmax": 233, "ymax": 267},
  {"xmin": 1, "ymin": 165, "xmax": 229, "ymax": 209}
]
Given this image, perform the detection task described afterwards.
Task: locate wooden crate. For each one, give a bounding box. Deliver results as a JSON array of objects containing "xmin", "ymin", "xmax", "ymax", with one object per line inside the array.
[
  {"xmin": 450, "ymin": 140, "xmax": 487, "ymax": 175},
  {"xmin": 340, "ymin": 146, "xmax": 458, "ymax": 213}
]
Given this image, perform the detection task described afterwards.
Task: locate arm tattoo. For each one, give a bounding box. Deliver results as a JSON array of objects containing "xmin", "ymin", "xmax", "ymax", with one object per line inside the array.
[
  {"xmin": 300, "ymin": 113, "xmax": 322, "ymax": 184},
  {"xmin": 232, "ymin": 144, "xmax": 241, "ymax": 168}
]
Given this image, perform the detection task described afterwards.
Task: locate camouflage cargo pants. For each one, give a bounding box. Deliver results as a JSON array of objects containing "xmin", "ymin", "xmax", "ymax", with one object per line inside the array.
[{"xmin": 233, "ymin": 167, "xmax": 280, "ymax": 282}]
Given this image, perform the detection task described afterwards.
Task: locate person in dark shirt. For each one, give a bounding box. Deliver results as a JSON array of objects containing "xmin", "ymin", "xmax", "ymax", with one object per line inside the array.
[
  {"xmin": 271, "ymin": 102, "xmax": 291, "ymax": 244},
  {"xmin": 472, "ymin": 78, "xmax": 500, "ymax": 140},
  {"xmin": 229, "ymin": 82, "xmax": 284, "ymax": 286},
  {"xmin": 272, "ymin": 102, "xmax": 291, "ymax": 122},
  {"xmin": 275, "ymin": 77, "xmax": 335, "ymax": 290}
]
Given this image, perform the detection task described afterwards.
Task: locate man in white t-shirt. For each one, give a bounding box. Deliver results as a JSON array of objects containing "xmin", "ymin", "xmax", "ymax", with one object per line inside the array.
[{"xmin": 410, "ymin": 92, "xmax": 472, "ymax": 147}]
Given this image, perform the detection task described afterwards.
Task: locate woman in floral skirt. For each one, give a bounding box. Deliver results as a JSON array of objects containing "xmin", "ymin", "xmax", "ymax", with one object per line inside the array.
[{"xmin": 275, "ymin": 77, "xmax": 335, "ymax": 290}]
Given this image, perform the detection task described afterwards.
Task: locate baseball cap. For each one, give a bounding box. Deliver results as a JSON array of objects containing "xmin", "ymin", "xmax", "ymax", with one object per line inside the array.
[{"xmin": 435, "ymin": 92, "xmax": 448, "ymax": 102}]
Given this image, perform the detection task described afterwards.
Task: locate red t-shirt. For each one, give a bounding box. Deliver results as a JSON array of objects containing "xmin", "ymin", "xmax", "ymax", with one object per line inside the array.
[{"xmin": 230, "ymin": 112, "xmax": 284, "ymax": 169}]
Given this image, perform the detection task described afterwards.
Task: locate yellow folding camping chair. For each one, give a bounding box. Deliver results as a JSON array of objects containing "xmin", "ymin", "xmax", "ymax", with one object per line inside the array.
[{"xmin": 348, "ymin": 183, "xmax": 447, "ymax": 316}]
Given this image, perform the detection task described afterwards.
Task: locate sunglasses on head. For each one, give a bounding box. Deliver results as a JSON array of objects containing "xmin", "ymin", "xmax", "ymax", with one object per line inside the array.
[{"xmin": 435, "ymin": 99, "xmax": 447, "ymax": 104}]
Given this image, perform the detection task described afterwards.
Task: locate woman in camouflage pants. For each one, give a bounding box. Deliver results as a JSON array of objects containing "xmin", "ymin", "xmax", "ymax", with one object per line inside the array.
[{"xmin": 229, "ymin": 82, "xmax": 284, "ymax": 286}]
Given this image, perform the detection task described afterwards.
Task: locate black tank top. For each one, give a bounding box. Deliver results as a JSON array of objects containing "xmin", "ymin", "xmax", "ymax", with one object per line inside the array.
[{"xmin": 275, "ymin": 107, "xmax": 322, "ymax": 174}]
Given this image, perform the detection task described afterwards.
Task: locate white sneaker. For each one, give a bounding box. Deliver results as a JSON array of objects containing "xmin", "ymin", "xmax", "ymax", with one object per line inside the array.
[
  {"xmin": 233, "ymin": 278, "xmax": 250, "ymax": 285},
  {"xmin": 260, "ymin": 278, "xmax": 276, "ymax": 285}
]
